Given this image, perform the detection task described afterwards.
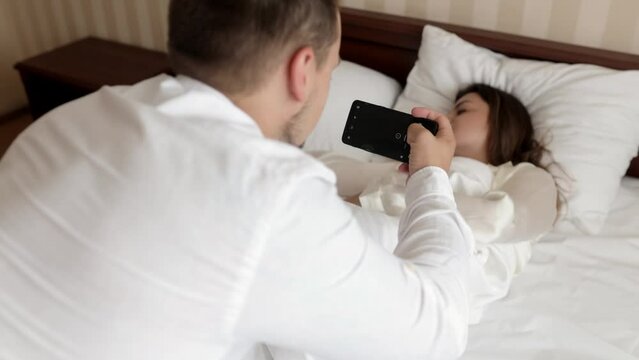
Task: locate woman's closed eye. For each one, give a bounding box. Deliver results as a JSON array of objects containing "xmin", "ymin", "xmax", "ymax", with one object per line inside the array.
[{"xmin": 454, "ymin": 99, "xmax": 472, "ymax": 116}]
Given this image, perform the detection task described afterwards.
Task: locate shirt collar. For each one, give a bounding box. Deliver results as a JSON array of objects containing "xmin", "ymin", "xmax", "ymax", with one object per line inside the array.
[{"xmin": 175, "ymin": 75, "xmax": 264, "ymax": 137}]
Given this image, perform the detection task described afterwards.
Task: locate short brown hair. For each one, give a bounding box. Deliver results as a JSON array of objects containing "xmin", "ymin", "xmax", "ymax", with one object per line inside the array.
[
  {"xmin": 456, "ymin": 84, "xmax": 545, "ymax": 168},
  {"xmin": 168, "ymin": 0, "xmax": 339, "ymax": 94}
]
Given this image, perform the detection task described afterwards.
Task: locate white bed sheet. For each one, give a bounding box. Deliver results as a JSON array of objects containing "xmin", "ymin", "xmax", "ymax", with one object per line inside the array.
[
  {"xmin": 461, "ymin": 177, "xmax": 639, "ymax": 360},
  {"xmin": 262, "ymin": 178, "xmax": 638, "ymax": 360}
]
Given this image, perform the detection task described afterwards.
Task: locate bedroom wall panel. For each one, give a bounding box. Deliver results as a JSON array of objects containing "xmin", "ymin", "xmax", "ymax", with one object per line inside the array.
[
  {"xmin": 0, "ymin": 0, "xmax": 169, "ymax": 116},
  {"xmin": 1, "ymin": 0, "xmax": 639, "ymax": 116},
  {"xmin": 0, "ymin": 0, "xmax": 29, "ymax": 116},
  {"xmin": 355, "ymin": 0, "xmax": 639, "ymax": 52}
]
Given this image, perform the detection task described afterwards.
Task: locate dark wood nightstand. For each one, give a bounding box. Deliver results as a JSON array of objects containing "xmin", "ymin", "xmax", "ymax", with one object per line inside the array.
[{"xmin": 14, "ymin": 37, "xmax": 171, "ymax": 119}]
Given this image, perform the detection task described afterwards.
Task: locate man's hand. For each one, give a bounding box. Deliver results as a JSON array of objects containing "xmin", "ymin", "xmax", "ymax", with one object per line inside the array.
[{"xmin": 405, "ymin": 108, "xmax": 456, "ymax": 176}]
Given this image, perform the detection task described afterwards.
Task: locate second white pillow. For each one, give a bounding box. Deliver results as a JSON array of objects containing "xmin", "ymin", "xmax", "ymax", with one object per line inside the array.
[{"xmin": 304, "ymin": 60, "xmax": 402, "ymax": 162}]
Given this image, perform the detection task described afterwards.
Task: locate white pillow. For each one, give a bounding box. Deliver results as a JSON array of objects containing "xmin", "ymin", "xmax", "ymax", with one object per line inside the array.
[
  {"xmin": 304, "ymin": 60, "xmax": 402, "ymax": 161},
  {"xmin": 395, "ymin": 25, "xmax": 639, "ymax": 235}
]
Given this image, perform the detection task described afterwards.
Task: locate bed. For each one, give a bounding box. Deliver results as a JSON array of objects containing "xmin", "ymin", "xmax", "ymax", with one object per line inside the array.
[
  {"xmin": 459, "ymin": 178, "xmax": 639, "ymax": 359},
  {"xmin": 306, "ymin": 7, "xmax": 639, "ymax": 359}
]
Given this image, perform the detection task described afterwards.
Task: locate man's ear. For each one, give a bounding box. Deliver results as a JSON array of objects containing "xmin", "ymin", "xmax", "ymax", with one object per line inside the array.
[{"xmin": 288, "ymin": 46, "xmax": 316, "ymax": 103}]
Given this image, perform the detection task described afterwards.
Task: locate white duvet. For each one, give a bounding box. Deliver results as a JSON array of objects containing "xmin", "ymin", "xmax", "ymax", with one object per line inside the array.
[
  {"xmin": 460, "ymin": 176, "xmax": 639, "ymax": 360},
  {"xmin": 261, "ymin": 156, "xmax": 639, "ymax": 360},
  {"xmin": 317, "ymin": 153, "xmax": 558, "ymax": 323}
]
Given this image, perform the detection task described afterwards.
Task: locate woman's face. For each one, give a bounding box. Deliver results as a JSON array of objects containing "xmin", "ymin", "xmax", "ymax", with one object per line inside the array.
[{"xmin": 447, "ymin": 92, "xmax": 490, "ymax": 162}]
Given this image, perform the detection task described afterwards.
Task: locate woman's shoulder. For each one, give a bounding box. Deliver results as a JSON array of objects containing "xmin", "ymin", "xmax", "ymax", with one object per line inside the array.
[
  {"xmin": 499, "ymin": 161, "xmax": 550, "ymax": 175},
  {"xmin": 493, "ymin": 161, "xmax": 555, "ymax": 189}
]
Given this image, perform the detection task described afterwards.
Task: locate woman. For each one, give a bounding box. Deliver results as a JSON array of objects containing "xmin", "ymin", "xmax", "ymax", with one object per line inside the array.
[{"xmin": 321, "ymin": 83, "xmax": 558, "ymax": 323}]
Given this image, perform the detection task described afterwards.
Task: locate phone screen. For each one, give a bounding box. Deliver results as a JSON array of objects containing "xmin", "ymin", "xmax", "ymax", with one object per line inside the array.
[{"xmin": 341, "ymin": 100, "xmax": 438, "ymax": 162}]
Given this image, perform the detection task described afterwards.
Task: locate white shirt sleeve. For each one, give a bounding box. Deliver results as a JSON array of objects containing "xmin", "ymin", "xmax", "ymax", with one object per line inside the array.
[{"xmin": 233, "ymin": 167, "xmax": 474, "ymax": 360}]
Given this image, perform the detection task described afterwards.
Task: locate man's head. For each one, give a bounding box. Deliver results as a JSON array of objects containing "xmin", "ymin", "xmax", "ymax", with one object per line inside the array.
[{"xmin": 168, "ymin": 0, "xmax": 341, "ymax": 146}]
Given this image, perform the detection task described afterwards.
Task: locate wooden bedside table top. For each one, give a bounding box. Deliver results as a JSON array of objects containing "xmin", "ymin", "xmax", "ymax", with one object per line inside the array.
[{"xmin": 14, "ymin": 37, "xmax": 172, "ymax": 91}]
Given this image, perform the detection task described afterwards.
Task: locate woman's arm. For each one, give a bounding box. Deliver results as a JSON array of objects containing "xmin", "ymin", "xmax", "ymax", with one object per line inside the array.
[
  {"xmin": 492, "ymin": 163, "xmax": 558, "ymax": 243},
  {"xmin": 310, "ymin": 151, "xmax": 400, "ymax": 197},
  {"xmin": 455, "ymin": 163, "xmax": 557, "ymax": 244}
]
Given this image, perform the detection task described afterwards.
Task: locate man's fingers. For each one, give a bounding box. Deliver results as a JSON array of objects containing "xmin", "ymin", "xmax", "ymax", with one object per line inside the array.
[
  {"xmin": 406, "ymin": 107, "xmax": 457, "ymax": 174},
  {"xmin": 411, "ymin": 107, "xmax": 454, "ymax": 139},
  {"xmin": 411, "ymin": 107, "xmax": 436, "ymax": 119},
  {"xmin": 406, "ymin": 123, "xmax": 433, "ymax": 144},
  {"xmin": 411, "ymin": 107, "xmax": 446, "ymax": 123}
]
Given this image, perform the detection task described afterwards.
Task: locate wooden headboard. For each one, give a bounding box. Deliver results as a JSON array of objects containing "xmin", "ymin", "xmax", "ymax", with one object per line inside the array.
[{"xmin": 339, "ymin": 7, "xmax": 639, "ymax": 178}]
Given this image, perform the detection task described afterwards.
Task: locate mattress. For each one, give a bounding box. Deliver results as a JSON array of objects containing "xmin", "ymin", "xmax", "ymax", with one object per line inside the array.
[{"xmin": 461, "ymin": 177, "xmax": 639, "ymax": 359}]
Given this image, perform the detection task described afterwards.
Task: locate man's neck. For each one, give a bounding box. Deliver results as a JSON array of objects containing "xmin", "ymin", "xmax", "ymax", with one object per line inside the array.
[{"xmin": 229, "ymin": 89, "xmax": 286, "ymax": 141}]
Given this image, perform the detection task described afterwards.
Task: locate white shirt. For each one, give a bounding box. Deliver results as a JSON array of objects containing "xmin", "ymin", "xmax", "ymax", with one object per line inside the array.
[{"xmin": 0, "ymin": 75, "xmax": 474, "ymax": 360}]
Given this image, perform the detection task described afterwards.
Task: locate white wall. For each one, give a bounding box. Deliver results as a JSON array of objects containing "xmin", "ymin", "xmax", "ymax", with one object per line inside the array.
[
  {"xmin": 0, "ymin": 0, "xmax": 29, "ymax": 116},
  {"xmin": 345, "ymin": 0, "xmax": 639, "ymax": 53}
]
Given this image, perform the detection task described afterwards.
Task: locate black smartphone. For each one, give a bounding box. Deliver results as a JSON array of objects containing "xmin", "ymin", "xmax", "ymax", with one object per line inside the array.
[{"xmin": 341, "ymin": 100, "xmax": 439, "ymax": 162}]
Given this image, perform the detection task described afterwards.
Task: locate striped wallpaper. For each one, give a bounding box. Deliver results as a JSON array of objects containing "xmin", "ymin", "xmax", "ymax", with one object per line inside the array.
[
  {"xmin": 1, "ymin": 0, "xmax": 639, "ymax": 116},
  {"xmin": 343, "ymin": 0, "xmax": 639, "ymax": 53},
  {"xmin": 0, "ymin": 0, "xmax": 170, "ymax": 116}
]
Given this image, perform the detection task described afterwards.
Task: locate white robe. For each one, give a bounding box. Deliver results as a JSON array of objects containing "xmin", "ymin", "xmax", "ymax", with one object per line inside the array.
[{"xmin": 317, "ymin": 154, "xmax": 558, "ymax": 323}]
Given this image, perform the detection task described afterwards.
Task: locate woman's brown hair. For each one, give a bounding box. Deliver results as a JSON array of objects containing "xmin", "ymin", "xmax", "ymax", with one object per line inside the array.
[{"xmin": 456, "ymin": 83, "xmax": 546, "ymax": 168}]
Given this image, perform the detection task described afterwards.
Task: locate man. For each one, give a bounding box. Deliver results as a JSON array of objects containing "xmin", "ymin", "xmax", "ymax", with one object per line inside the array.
[{"xmin": 0, "ymin": 1, "xmax": 473, "ymax": 359}]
